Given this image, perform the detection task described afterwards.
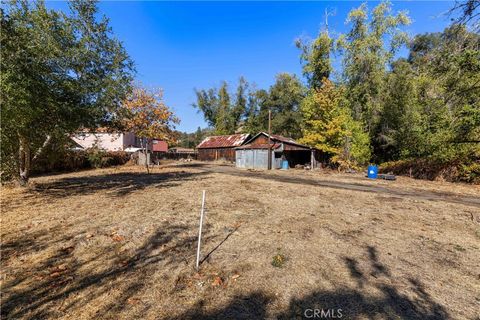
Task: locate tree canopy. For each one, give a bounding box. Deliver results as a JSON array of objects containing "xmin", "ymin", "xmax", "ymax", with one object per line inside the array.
[
  {"xmin": 122, "ymin": 85, "xmax": 179, "ymax": 173},
  {"xmin": 1, "ymin": 0, "xmax": 134, "ymax": 183}
]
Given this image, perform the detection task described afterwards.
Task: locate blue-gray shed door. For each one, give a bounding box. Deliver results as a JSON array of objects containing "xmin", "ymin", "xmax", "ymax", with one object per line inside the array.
[
  {"xmin": 254, "ymin": 149, "xmax": 268, "ymax": 169},
  {"xmin": 236, "ymin": 150, "xmax": 246, "ymax": 168}
]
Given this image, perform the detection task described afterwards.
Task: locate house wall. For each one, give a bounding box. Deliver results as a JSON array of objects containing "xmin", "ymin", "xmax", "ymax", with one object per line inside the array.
[
  {"xmin": 123, "ymin": 132, "xmax": 136, "ymax": 149},
  {"xmin": 152, "ymin": 140, "xmax": 168, "ymax": 152},
  {"xmin": 198, "ymin": 148, "xmax": 235, "ymax": 162},
  {"xmin": 72, "ymin": 133, "xmax": 125, "ymax": 151}
]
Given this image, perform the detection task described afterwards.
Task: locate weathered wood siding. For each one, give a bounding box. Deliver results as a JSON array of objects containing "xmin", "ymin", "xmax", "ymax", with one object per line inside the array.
[
  {"xmin": 198, "ymin": 148, "xmax": 236, "ymax": 162},
  {"xmin": 247, "ymin": 134, "xmax": 310, "ymax": 151}
]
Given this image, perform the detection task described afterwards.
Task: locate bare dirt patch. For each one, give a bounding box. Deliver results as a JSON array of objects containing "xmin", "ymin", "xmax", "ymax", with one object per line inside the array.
[{"xmin": 1, "ymin": 162, "xmax": 479, "ymax": 319}]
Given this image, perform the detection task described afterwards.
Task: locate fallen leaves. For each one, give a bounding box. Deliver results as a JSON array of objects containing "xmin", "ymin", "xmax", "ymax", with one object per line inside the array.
[
  {"xmin": 127, "ymin": 298, "xmax": 141, "ymax": 305},
  {"xmin": 211, "ymin": 276, "xmax": 223, "ymax": 287},
  {"xmin": 112, "ymin": 234, "xmax": 125, "ymax": 242},
  {"xmin": 110, "ymin": 230, "xmax": 125, "ymax": 242}
]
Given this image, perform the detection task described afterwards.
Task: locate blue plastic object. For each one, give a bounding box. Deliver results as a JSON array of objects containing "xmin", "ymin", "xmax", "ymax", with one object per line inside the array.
[
  {"xmin": 281, "ymin": 160, "xmax": 289, "ymax": 170},
  {"xmin": 367, "ymin": 165, "xmax": 378, "ymax": 179}
]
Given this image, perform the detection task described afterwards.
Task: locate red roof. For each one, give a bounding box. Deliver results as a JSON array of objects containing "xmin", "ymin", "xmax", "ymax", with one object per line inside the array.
[{"xmin": 197, "ymin": 133, "xmax": 250, "ymax": 149}]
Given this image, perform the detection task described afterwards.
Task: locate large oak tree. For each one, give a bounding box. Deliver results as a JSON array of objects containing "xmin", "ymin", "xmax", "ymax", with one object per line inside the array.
[{"xmin": 1, "ymin": 0, "xmax": 134, "ymax": 184}]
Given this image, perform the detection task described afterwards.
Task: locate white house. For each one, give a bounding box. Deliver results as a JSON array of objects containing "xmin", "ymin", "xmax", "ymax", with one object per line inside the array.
[{"xmin": 72, "ymin": 131, "xmax": 137, "ymax": 152}]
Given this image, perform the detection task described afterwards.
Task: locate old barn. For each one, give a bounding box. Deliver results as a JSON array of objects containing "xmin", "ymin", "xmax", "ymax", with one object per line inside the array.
[
  {"xmin": 235, "ymin": 132, "xmax": 317, "ymax": 169},
  {"xmin": 197, "ymin": 133, "xmax": 251, "ymax": 162}
]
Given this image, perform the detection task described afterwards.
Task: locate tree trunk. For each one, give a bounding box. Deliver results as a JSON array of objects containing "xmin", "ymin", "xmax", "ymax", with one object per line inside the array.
[
  {"xmin": 18, "ymin": 136, "xmax": 31, "ymax": 186},
  {"xmin": 140, "ymin": 138, "xmax": 150, "ymax": 174},
  {"xmin": 17, "ymin": 134, "xmax": 52, "ymax": 186}
]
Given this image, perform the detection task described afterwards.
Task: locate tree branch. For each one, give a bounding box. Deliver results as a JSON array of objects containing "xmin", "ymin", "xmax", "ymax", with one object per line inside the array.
[{"xmin": 31, "ymin": 135, "xmax": 52, "ymax": 162}]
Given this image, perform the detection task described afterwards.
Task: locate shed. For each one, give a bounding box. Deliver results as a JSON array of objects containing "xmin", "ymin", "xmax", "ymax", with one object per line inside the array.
[
  {"xmin": 197, "ymin": 133, "xmax": 251, "ymax": 162},
  {"xmin": 235, "ymin": 132, "xmax": 316, "ymax": 169}
]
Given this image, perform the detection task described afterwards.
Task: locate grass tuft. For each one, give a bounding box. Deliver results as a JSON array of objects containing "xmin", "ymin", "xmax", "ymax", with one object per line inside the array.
[{"xmin": 271, "ymin": 253, "xmax": 287, "ymax": 268}]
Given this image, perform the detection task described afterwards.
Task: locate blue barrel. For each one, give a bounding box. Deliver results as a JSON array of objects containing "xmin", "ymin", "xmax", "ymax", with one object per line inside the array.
[
  {"xmin": 281, "ymin": 160, "xmax": 289, "ymax": 170},
  {"xmin": 367, "ymin": 165, "xmax": 378, "ymax": 179}
]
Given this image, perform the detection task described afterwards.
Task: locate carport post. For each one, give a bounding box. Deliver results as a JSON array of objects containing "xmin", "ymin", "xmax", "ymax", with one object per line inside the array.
[
  {"xmin": 311, "ymin": 149, "xmax": 315, "ymax": 169},
  {"xmin": 196, "ymin": 190, "xmax": 206, "ymax": 271}
]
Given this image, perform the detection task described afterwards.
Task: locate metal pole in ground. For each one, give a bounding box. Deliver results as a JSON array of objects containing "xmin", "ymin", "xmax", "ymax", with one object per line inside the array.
[
  {"xmin": 268, "ymin": 109, "xmax": 272, "ymax": 170},
  {"xmin": 196, "ymin": 190, "xmax": 206, "ymax": 271}
]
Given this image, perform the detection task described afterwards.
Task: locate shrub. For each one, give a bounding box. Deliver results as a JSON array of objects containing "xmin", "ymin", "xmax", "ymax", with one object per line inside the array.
[
  {"xmin": 86, "ymin": 146, "xmax": 106, "ymax": 168},
  {"xmin": 379, "ymin": 156, "xmax": 480, "ymax": 184},
  {"xmin": 85, "ymin": 145, "xmax": 130, "ymax": 169},
  {"xmin": 100, "ymin": 151, "xmax": 130, "ymax": 167}
]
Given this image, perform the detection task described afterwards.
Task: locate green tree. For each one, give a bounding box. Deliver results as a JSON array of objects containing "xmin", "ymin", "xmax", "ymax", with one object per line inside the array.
[
  {"xmin": 243, "ymin": 88, "xmax": 269, "ymax": 134},
  {"xmin": 376, "ymin": 25, "xmax": 479, "ymax": 163},
  {"xmin": 375, "ymin": 59, "xmax": 426, "ymax": 161},
  {"xmin": 337, "ymin": 1, "xmax": 410, "ymax": 134},
  {"xmin": 264, "ymin": 73, "xmax": 305, "ymax": 139},
  {"xmin": 425, "ymin": 26, "xmax": 480, "ymax": 159},
  {"xmin": 296, "ymin": 31, "xmax": 333, "ymax": 89},
  {"xmin": 300, "ymin": 79, "xmax": 370, "ymax": 168},
  {"xmin": 1, "ymin": 0, "xmax": 134, "ymax": 183},
  {"xmin": 215, "ymin": 82, "xmax": 233, "ymax": 135},
  {"xmin": 173, "ymin": 127, "xmax": 213, "ymax": 148},
  {"xmin": 193, "ymin": 88, "xmax": 218, "ymax": 128},
  {"xmin": 193, "ymin": 78, "xmax": 248, "ymax": 135},
  {"xmin": 233, "ymin": 77, "xmax": 248, "ymax": 128}
]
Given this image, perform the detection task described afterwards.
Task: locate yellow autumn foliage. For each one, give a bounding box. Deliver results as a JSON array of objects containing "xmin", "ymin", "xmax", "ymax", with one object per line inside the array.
[
  {"xmin": 123, "ymin": 86, "xmax": 179, "ymax": 142},
  {"xmin": 299, "ymin": 79, "xmax": 370, "ymax": 168}
]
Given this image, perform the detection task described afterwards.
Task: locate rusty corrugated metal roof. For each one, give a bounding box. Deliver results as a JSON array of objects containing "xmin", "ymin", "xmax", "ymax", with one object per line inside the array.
[
  {"xmin": 236, "ymin": 143, "xmax": 282, "ymax": 150},
  {"xmin": 242, "ymin": 132, "xmax": 310, "ymax": 149},
  {"xmin": 270, "ymin": 134, "xmax": 299, "ymax": 145},
  {"xmin": 197, "ymin": 133, "xmax": 250, "ymax": 149}
]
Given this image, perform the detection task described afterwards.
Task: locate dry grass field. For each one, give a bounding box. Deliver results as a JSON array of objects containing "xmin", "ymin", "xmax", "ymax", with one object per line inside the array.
[{"xmin": 1, "ymin": 162, "xmax": 479, "ymax": 319}]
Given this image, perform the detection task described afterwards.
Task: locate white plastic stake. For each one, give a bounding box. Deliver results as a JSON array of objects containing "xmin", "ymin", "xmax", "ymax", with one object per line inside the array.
[{"xmin": 195, "ymin": 190, "xmax": 206, "ymax": 271}]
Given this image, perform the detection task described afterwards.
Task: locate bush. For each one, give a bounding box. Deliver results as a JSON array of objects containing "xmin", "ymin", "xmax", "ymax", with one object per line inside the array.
[
  {"xmin": 32, "ymin": 149, "xmax": 130, "ymax": 175},
  {"xmin": 380, "ymin": 156, "xmax": 480, "ymax": 184},
  {"xmin": 99, "ymin": 151, "xmax": 130, "ymax": 167},
  {"xmin": 86, "ymin": 146, "xmax": 106, "ymax": 168}
]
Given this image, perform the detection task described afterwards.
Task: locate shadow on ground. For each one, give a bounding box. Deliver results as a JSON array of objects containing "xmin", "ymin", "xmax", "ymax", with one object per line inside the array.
[
  {"xmin": 176, "ymin": 163, "xmax": 480, "ymax": 208},
  {"xmin": 1, "ymin": 225, "xmax": 451, "ymax": 319},
  {"xmin": 28, "ymin": 170, "xmax": 209, "ymax": 198},
  {"xmin": 1, "ymin": 220, "xmax": 217, "ymax": 319},
  {"xmin": 176, "ymin": 246, "xmax": 449, "ymax": 320}
]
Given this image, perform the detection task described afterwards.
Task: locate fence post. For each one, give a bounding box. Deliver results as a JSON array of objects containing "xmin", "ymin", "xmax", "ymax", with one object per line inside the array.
[{"xmin": 195, "ymin": 190, "xmax": 206, "ymax": 271}]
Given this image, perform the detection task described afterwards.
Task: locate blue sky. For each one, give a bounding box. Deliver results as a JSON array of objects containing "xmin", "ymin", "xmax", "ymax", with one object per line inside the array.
[{"xmin": 49, "ymin": 1, "xmax": 455, "ymax": 132}]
